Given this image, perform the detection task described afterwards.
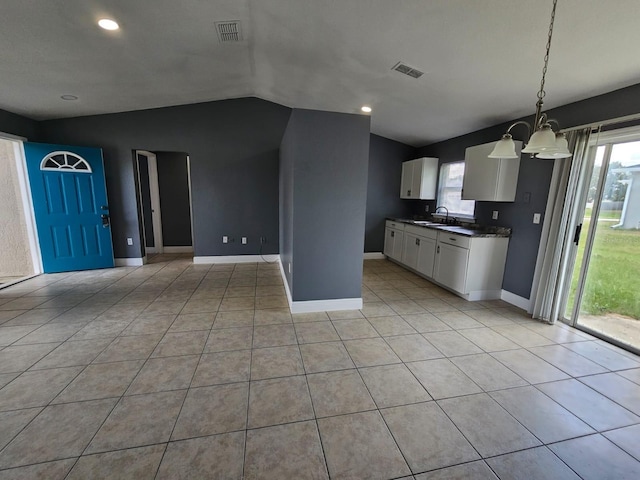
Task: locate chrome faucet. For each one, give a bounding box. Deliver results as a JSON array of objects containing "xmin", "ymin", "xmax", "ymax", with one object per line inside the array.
[{"xmin": 434, "ymin": 205, "xmax": 449, "ymax": 224}]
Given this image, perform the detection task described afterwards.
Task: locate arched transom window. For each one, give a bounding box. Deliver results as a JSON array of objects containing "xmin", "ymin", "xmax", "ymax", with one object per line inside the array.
[{"xmin": 40, "ymin": 151, "xmax": 92, "ymax": 173}]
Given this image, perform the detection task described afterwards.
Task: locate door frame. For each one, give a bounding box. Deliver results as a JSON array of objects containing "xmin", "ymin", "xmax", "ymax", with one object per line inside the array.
[
  {"xmin": 0, "ymin": 132, "xmax": 43, "ymax": 276},
  {"xmin": 136, "ymin": 150, "xmax": 164, "ymax": 254},
  {"xmin": 561, "ymin": 125, "xmax": 640, "ymax": 354}
]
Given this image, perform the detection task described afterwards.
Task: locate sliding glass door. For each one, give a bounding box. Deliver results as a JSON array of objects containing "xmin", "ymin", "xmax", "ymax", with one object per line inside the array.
[{"xmin": 563, "ymin": 129, "xmax": 640, "ymax": 353}]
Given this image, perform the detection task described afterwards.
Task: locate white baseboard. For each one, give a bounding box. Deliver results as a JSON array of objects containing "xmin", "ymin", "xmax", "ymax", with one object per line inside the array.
[
  {"xmin": 194, "ymin": 254, "xmax": 280, "ymax": 264},
  {"xmin": 465, "ymin": 290, "xmax": 503, "ymax": 301},
  {"xmin": 163, "ymin": 246, "xmax": 193, "ymax": 254},
  {"xmin": 276, "ymin": 257, "xmax": 362, "ymax": 313},
  {"xmin": 290, "ymin": 297, "xmax": 363, "ymax": 314},
  {"xmin": 278, "ymin": 257, "xmax": 294, "ymax": 307},
  {"xmin": 363, "ymin": 252, "xmax": 386, "ymax": 260},
  {"xmin": 501, "ymin": 290, "xmax": 531, "ymax": 311},
  {"xmin": 115, "ymin": 257, "xmax": 144, "ymax": 267}
]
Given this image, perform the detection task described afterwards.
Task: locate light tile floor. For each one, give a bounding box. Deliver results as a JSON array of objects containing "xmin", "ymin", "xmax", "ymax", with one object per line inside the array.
[{"xmin": 0, "ymin": 255, "xmax": 639, "ymax": 479}]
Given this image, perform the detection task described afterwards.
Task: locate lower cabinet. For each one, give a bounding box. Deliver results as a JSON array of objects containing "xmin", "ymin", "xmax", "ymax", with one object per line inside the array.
[
  {"xmin": 400, "ymin": 225, "xmax": 438, "ymax": 277},
  {"xmin": 433, "ymin": 241, "xmax": 469, "ymax": 293},
  {"xmin": 432, "ymin": 231, "xmax": 509, "ymax": 299},
  {"xmin": 383, "ymin": 222, "xmax": 405, "ymax": 262},
  {"xmin": 401, "ymin": 233, "xmax": 420, "ymax": 269},
  {"xmin": 385, "ymin": 220, "xmax": 509, "ymax": 301}
]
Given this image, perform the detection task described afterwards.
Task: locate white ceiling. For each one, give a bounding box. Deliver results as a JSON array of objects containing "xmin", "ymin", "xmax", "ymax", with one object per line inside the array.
[{"xmin": 2, "ymin": 0, "xmax": 640, "ymax": 146}]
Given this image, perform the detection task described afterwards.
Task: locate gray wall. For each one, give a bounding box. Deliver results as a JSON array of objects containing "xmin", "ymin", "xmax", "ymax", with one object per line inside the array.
[
  {"xmin": 365, "ymin": 134, "xmax": 417, "ymax": 252},
  {"xmin": 280, "ymin": 109, "xmax": 370, "ymax": 301},
  {"xmin": 38, "ymin": 98, "xmax": 291, "ymax": 258},
  {"xmin": 154, "ymin": 151, "xmax": 192, "ymax": 247},
  {"xmin": 0, "ymin": 109, "xmax": 40, "ymax": 140},
  {"xmin": 136, "ymin": 154, "xmax": 155, "ymax": 248},
  {"xmin": 416, "ymin": 82, "xmax": 640, "ymax": 299}
]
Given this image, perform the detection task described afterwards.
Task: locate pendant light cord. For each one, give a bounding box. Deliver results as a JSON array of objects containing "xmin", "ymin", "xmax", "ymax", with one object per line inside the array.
[{"xmin": 534, "ymin": 0, "xmax": 558, "ymax": 127}]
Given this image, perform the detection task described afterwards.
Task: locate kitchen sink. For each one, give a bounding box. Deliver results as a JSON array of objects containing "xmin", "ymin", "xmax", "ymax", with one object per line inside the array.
[{"xmin": 411, "ymin": 221, "xmax": 442, "ymax": 226}]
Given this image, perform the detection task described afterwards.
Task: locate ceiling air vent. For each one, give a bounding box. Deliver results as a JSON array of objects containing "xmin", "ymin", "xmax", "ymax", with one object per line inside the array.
[
  {"xmin": 215, "ymin": 21, "xmax": 242, "ymax": 43},
  {"xmin": 392, "ymin": 62, "xmax": 424, "ymax": 79}
]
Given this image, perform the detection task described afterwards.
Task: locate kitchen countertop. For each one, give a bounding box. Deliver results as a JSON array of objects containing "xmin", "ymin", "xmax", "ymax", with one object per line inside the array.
[{"xmin": 387, "ymin": 218, "xmax": 511, "ymax": 238}]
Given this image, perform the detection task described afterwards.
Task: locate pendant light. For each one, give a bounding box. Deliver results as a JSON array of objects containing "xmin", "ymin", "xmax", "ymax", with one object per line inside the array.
[{"xmin": 489, "ymin": 0, "xmax": 572, "ymax": 160}]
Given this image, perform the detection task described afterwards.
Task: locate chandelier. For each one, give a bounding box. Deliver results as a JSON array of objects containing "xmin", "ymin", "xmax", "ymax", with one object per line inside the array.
[{"xmin": 489, "ymin": 0, "xmax": 572, "ymax": 160}]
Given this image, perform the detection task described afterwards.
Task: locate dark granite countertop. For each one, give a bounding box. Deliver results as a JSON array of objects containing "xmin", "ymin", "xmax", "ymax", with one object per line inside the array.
[{"xmin": 387, "ymin": 218, "xmax": 511, "ymax": 238}]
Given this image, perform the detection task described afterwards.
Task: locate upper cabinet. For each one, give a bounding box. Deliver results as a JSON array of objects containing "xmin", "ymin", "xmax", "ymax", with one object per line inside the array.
[
  {"xmin": 462, "ymin": 141, "xmax": 522, "ymax": 202},
  {"xmin": 400, "ymin": 157, "xmax": 439, "ymax": 199}
]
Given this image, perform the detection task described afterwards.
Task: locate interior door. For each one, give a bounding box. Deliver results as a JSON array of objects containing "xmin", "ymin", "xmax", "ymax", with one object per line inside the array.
[{"xmin": 23, "ymin": 142, "xmax": 114, "ymax": 273}]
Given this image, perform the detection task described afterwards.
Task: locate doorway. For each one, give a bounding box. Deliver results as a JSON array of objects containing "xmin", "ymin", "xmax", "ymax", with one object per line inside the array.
[
  {"xmin": 562, "ymin": 127, "xmax": 640, "ymax": 353},
  {"xmin": 0, "ymin": 135, "xmax": 41, "ymax": 286},
  {"xmin": 135, "ymin": 150, "xmax": 194, "ymax": 259}
]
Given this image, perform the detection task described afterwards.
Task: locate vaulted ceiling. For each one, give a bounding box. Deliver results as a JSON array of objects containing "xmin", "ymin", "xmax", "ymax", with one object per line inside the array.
[{"xmin": 2, "ymin": 0, "xmax": 640, "ymax": 146}]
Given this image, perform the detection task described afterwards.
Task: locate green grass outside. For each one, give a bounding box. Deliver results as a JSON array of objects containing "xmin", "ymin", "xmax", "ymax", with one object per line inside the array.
[
  {"xmin": 584, "ymin": 207, "xmax": 621, "ymax": 220},
  {"xmin": 566, "ymin": 217, "xmax": 640, "ymax": 319}
]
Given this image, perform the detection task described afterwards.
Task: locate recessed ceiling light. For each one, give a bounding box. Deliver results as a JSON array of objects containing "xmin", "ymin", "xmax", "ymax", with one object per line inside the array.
[
  {"xmin": 61, "ymin": 95, "xmax": 78, "ymax": 101},
  {"xmin": 361, "ymin": 106, "xmax": 372, "ymax": 113},
  {"xmin": 98, "ymin": 19, "xmax": 119, "ymax": 30}
]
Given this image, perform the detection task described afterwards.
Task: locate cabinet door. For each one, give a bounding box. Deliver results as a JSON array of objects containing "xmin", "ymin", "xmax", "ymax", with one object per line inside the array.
[
  {"xmin": 400, "ymin": 161, "xmax": 414, "ymax": 199},
  {"xmin": 463, "ymin": 152, "xmax": 500, "ymax": 200},
  {"xmin": 384, "ymin": 228, "xmax": 394, "ymax": 257},
  {"xmin": 435, "ymin": 242, "xmax": 469, "ymax": 293},
  {"xmin": 462, "ymin": 142, "xmax": 521, "ymax": 201},
  {"xmin": 392, "ymin": 230, "xmax": 404, "ymax": 261},
  {"xmin": 416, "ymin": 237, "xmax": 436, "ymax": 277},
  {"xmin": 416, "ymin": 157, "xmax": 439, "ymax": 200},
  {"xmin": 402, "ymin": 233, "xmax": 420, "ymax": 270},
  {"xmin": 410, "ymin": 159, "xmax": 422, "ymax": 199}
]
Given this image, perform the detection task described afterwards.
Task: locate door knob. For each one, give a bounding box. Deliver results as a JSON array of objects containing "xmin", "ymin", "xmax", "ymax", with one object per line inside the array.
[{"xmin": 101, "ymin": 214, "xmax": 110, "ymax": 228}]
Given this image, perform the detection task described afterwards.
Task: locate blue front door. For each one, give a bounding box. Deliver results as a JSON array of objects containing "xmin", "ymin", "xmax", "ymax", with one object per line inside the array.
[{"xmin": 24, "ymin": 142, "xmax": 115, "ymax": 273}]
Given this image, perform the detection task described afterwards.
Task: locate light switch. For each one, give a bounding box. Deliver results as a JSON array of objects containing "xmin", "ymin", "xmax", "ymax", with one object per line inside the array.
[
  {"xmin": 126, "ymin": 237, "xmax": 133, "ymax": 246},
  {"xmin": 533, "ymin": 213, "xmax": 541, "ymax": 224},
  {"xmin": 222, "ymin": 236, "xmax": 228, "ymax": 244},
  {"xmin": 492, "ymin": 211, "xmax": 499, "ymax": 220},
  {"xmin": 242, "ymin": 237, "xmax": 247, "ymax": 244}
]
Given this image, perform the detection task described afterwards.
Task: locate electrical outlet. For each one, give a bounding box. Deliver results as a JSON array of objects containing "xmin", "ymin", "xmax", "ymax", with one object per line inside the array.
[
  {"xmin": 533, "ymin": 213, "xmax": 541, "ymax": 224},
  {"xmin": 222, "ymin": 236, "xmax": 228, "ymax": 244},
  {"xmin": 126, "ymin": 237, "xmax": 133, "ymax": 246},
  {"xmin": 492, "ymin": 211, "xmax": 499, "ymax": 220},
  {"xmin": 425, "ymin": 205, "xmax": 430, "ymax": 213},
  {"xmin": 241, "ymin": 237, "xmax": 247, "ymax": 245}
]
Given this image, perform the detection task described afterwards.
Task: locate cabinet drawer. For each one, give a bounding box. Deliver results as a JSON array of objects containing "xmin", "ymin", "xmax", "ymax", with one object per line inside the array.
[
  {"xmin": 385, "ymin": 220, "xmax": 406, "ymax": 231},
  {"xmin": 405, "ymin": 224, "xmax": 438, "ymax": 239},
  {"xmin": 438, "ymin": 232, "xmax": 471, "ymax": 249}
]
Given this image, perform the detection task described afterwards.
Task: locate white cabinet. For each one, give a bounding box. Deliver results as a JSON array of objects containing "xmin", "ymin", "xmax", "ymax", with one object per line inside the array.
[
  {"xmin": 400, "ymin": 225, "xmax": 438, "ymax": 278},
  {"xmin": 384, "ymin": 221, "xmax": 405, "ymax": 261},
  {"xmin": 432, "ymin": 231, "xmax": 509, "ymax": 299},
  {"xmin": 385, "ymin": 222, "xmax": 509, "ymax": 301},
  {"xmin": 400, "ymin": 157, "xmax": 439, "ymax": 199},
  {"xmin": 402, "ymin": 233, "xmax": 420, "ymax": 269},
  {"xmin": 462, "ymin": 141, "xmax": 522, "ymax": 202},
  {"xmin": 416, "ymin": 236, "xmax": 437, "ymax": 278},
  {"xmin": 434, "ymin": 241, "xmax": 469, "ymax": 293}
]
